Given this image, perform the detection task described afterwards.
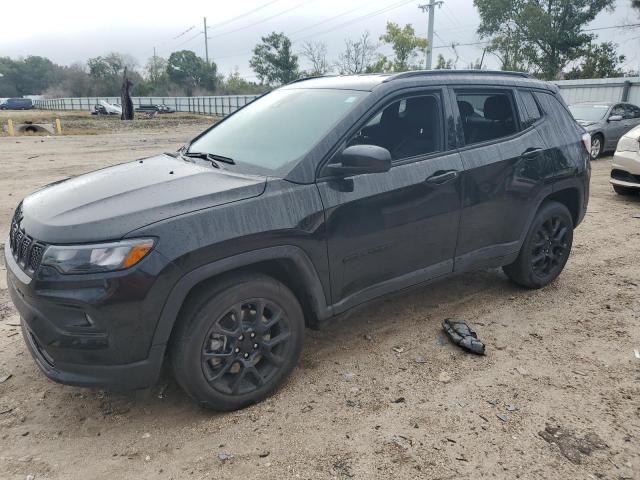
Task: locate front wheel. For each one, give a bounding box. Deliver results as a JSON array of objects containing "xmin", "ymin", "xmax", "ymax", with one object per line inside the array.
[
  {"xmin": 590, "ymin": 134, "xmax": 603, "ymax": 160},
  {"xmin": 503, "ymin": 201, "xmax": 574, "ymax": 289},
  {"xmin": 171, "ymin": 273, "xmax": 305, "ymax": 411}
]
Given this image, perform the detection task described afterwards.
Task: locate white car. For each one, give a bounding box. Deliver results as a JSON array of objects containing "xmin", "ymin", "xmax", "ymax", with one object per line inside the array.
[{"xmin": 611, "ymin": 125, "xmax": 640, "ymax": 195}]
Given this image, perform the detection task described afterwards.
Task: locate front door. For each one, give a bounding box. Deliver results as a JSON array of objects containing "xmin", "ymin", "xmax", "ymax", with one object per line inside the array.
[{"xmin": 317, "ymin": 91, "xmax": 463, "ymax": 313}]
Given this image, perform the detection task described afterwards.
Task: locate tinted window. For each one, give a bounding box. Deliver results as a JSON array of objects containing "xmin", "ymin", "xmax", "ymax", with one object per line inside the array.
[
  {"xmin": 611, "ymin": 104, "xmax": 625, "ymax": 117},
  {"xmin": 625, "ymin": 104, "xmax": 640, "ymax": 119},
  {"xmin": 518, "ymin": 90, "xmax": 542, "ymax": 128},
  {"xmin": 347, "ymin": 93, "xmax": 442, "ymax": 161},
  {"xmin": 456, "ymin": 91, "xmax": 518, "ymax": 145},
  {"xmin": 535, "ymin": 92, "xmax": 582, "ymax": 134},
  {"xmin": 188, "ymin": 88, "xmax": 368, "ymax": 174}
]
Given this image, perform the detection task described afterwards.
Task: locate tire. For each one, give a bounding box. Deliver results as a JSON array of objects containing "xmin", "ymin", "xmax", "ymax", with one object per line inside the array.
[
  {"xmin": 503, "ymin": 201, "xmax": 574, "ymax": 289},
  {"xmin": 171, "ymin": 272, "xmax": 304, "ymax": 411},
  {"xmin": 613, "ymin": 184, "xmax": 636, "ymax": 196},
  {"xmin": 590, "ymin": 134, "xmax": 603, "ymax": 160}
]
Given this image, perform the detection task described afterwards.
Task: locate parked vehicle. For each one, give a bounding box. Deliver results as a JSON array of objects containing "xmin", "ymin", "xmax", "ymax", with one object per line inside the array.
[
  {"xmin": 568, "ymin": 101, "xmax": 640, "ymax": 159},
  {"xmin": 0, "ymin": 98, "xmax": 34, "ymax": 110},
  {"xmin": 135, "ymin": 104, "xmax": 176, "ymax": 114},
  {"xmin": 6, "ymin": 71, "xmax": 591, "ymax": 411},
  {"xmin": 91, "ymin": 100, "xmax": 122, "ymax": 116},
  {"xmin": 611, "ymin": 124, "xmax": 640, "ymax": 195}
]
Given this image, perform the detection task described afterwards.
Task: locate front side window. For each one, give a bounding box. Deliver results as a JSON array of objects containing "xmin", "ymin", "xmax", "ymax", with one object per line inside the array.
[
  {"xmin": 188, "ymin": 88, "xmax": 368, "ymax": 175},
  {"xmin": 456, "ymin": 90, "xmax": 518, "ymax": 145},
  {"xmin": 610, "ymin": 104, "xmax": 625, "ymax": 118},
  {"xmin": 346, "ymin": 94, "xmax": 442, "ymax": 161}
]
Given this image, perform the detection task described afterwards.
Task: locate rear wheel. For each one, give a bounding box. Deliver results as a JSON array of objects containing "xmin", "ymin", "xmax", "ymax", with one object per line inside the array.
[
  {"xmin": 503, "ymin": 202, "xmax": 573, "ymax": 289},
  {"xmin": 171, "ymin": 273, "xmax": 304, "ymax": 411},
  {"xmin": 613, "ymin": 184, "xmax": 637, "ymax": 196},
  {"xmin": 590, "ymin": 134, "xmax": 603, "ymax": 160}
]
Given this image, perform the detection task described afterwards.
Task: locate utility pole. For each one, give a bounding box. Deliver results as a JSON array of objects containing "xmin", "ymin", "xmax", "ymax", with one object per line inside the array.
[
  {"xmin": 203, "ymin": 17, "xmax": 210, "ymax": 64},
  {"xmin": 419, "ymin": 1, "xmax": 443, "ymax": 70},
  {"xmin": 152, "ymin": 46, "xmax": 157, "ymax": 84}
]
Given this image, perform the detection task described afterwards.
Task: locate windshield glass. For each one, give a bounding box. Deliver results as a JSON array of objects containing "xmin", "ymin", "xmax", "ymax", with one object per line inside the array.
[
  {"xmin": 188, "ymin": 88, "xmax": 368, "ymax": 175},
  {"xmin": 568, "ymin": 104, "xmax": 609, "ymax": 122}
]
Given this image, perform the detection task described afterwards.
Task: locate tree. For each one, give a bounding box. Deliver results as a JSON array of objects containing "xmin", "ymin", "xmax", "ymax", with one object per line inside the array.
[
  {"xmin": 379, "ymin": 22, "xmax": 427, "ymax": 71},
  {"xmin": 250, "ymin": 32, "xmax": 300, "ymax": 85},
  {"xmin": 335, "ymin": 32, "xmax": 378, "ymax": 74},
  {"xmin": 0, "ymin": 56, "xmax": 59, "ymax": 96},
  {"xmin": 218, "ymin": 67, "xmax": 269, "ymax": 95},
  {"xmin": 300, "ymin": 41, "xmax": 330, "ymax": 76},
  {"xmin": 166, "ymin": 50, "xmax": 218, "ymax": 95},
  {"xmin": 145, "ymin": 55, "xmax": 168, "ymax": 85},
  {"xmin": 565, "ymin": 42, "xmax": 625, "ymax": 79},
  {"xmin": 475, "ymin": 0, "xmax": 616, "ymax": 79},
  {"xmin": 435, "ymin": 54, "xmax": 454, "ymax": 69}
]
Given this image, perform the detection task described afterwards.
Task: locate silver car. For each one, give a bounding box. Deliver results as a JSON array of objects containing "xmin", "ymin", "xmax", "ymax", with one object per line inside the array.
[{"xmin": 568, "ymin": 102, "xmax": 640, "ymax": 159}]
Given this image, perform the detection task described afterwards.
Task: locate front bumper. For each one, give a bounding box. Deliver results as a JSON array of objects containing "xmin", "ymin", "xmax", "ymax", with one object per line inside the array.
[
  {"xmin": 5, "ymin": 240, "xmax": 176, "ymax": 390},
  {"xmin": 611, "ymin": 151, "xmax": 640, "ymax": 189}
]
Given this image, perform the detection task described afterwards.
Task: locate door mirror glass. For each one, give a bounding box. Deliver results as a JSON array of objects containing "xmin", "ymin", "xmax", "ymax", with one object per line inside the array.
[
  {"xmin": 608, "ymin": 114, "xmax": 623, "ymax": 122},
  {"xmin": 327, "ymin": 145, "xmax": 391, "ymax": 176}
]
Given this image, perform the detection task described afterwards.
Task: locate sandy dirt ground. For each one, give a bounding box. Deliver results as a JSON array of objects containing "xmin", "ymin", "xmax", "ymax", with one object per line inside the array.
[{"xmin": 0, "ymin": 129, "xmax": 638, "ymax": 480}]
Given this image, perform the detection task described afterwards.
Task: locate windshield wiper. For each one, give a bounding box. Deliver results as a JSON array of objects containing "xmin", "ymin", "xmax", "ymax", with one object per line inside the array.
[{"xmin": 184, "ymin": 151, "xmax": 236, "ymax": 165}]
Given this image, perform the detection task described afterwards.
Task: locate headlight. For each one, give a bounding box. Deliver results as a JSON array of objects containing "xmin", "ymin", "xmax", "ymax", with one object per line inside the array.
[
  {"xmin": 41, "ymin": 238, "xmax": 155, "ymax": 274},
  {"xmin": 616, "ymin": 136, "xmax": 640, "ymax": 153}
]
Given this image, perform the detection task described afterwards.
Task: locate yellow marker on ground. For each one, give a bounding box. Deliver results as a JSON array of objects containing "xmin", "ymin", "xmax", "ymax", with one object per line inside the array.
[
  {"xmin": 55, "ymin": 118, "xmax": 62, "ymax": 135},
  {"xmin": 7, "ymin": 119, "xmax": 14, "ymax": 136}
]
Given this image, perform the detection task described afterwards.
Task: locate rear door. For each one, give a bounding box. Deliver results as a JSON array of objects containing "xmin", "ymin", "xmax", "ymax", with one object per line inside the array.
[
  {"xmin": 606, "ymin": 104, "xmax": 629, "ymax": 150},
  {"xmin": 624, "ymin": 104, "xmax": 640, "ymax": 132},
  {"xmin": 317, "ymin": 88, "xmax": 463, "ymax": 313},
  {"xmin": 451, "ymin": 86, "xmax": 548, "ymax": 271}
]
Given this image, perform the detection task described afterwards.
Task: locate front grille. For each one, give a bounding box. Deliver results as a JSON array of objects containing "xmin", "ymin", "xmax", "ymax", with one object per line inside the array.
[{"xmin": 9, "ymin": 204, "xmax": 47, "ymax": 275}]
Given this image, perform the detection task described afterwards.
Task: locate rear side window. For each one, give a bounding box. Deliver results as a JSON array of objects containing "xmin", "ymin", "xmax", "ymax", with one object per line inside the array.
[
  {"xmin": 347, "ymin": 93, "xmax": 443, "ymax": 161},
  {"xmin": 625, "ymin": 104, "xmax": 640, "ymax": 119},
  {"xmin": 518, "ymin": 90, "xmax": 542, "ymax": 128},
  {"xmin": 455, "ymin": 90, "xmax": 518, "ymax": 146},
  {"xmin": 611, "ymin": 104, "xmax": 625, "ymax": 117}
]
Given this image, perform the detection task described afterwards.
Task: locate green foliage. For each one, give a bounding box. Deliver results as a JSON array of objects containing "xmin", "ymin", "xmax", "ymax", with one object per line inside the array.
[
  {"xmin": 250, "ymin": 32, "xmax": 300, "ymax": 85},
  {"xmin": 379, "ymin": 22, "xmax": 427, "ymax": 72},
  {"xmin": 0, "ymin": 56, "xmax": 59, "ymax": 97},
  {"xmin": 435, "ymin": 54, "xmax": 454, "ymax": 69},
  {"xmin": 166, "ymin": 50, "xmax": 218, "ymax": 95},
  {"xmin": 217, "ymin": 68, "xmax": 269, "ymax": 95},
  {"xmin": 565, "ymin": 42, "xmax": 626, "ymax": 79},
  {"xmin": 475, "ymin": 0, "xmax": 615, "ymax": 79}
]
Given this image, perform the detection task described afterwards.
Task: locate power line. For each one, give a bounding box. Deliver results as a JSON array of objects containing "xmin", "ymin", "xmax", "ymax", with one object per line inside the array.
[
  {"xmin": 287, "ymin": 0, "xmax": 382, "ymax": 37},
  {"xmin": 294, "ymin": 0, "xmax": 416, "ymax": 41},
  {"xmin": 207, "ymin": 0, "xmax": 281, "ymax": 30},
  {"xmin": 208, "ymin": 0, "xmax": 315, "ymax": 40}
]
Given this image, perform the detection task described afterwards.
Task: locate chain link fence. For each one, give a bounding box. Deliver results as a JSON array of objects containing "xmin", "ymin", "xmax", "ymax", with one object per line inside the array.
[{"xmin": 33, "ymin": 95, "xmax": 260, "ymax": 116}]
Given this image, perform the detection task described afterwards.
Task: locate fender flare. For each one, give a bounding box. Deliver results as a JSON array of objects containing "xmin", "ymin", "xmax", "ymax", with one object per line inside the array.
[{"xmin": 150, "ymin": 245, "xmax": 332, "ymax": 347}]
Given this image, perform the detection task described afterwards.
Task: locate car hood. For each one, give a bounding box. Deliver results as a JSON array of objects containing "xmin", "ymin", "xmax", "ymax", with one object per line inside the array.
[{"xmin": 20, "ymin": 154, "xmax": 267, "ymax": 243}]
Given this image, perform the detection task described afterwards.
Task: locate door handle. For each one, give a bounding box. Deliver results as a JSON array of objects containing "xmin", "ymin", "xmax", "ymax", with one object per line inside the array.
[
  {"xmin": 425, "ymin": 170, "xmax": 459, "ymax": 185},
  {"xmin": 521, "ymin": 148, "xmax": 543, "ymax": 159}
]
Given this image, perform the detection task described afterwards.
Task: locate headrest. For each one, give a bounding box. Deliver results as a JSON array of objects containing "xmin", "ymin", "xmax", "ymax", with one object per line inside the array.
[
  {"xmin": 457, "ymin": 100, "xmax": 474, "ymax": 117},
  {"xmin": 484, "ymin": 95, "xmax": 512, "ymax": 121},
  {"xmin": 405, "ymin": 96, "xmax": 437, "ymax": 127}
]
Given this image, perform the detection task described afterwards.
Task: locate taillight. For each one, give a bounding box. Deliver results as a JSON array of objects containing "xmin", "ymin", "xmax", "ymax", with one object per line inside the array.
[{"xmin": 581, "ymin": 133, "xmax": 591, "ymax": 153}]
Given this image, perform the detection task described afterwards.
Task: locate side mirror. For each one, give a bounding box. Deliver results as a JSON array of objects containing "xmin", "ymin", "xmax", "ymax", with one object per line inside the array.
[
  {"xmin": 327, "ymin": 145, "xmax": 392, "ymax": 176},
  {"xmin": 608, "ymin": 114, "xmax": 623, "ymax": 122}
]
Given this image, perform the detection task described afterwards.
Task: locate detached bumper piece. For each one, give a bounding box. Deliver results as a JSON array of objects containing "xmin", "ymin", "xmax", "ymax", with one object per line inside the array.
[{"xmin": 442, "ymin": 318, "xmax": 486, "ymax": 355}]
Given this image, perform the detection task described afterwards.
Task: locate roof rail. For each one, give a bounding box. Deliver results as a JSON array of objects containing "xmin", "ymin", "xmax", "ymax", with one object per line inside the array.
[
  {"xmin": 382, "ymin": 70, "xmax": 531, "ymax": 82},
  {"xmin": 286, "ymin": 74, "xmax": 338, "ymax": 85}
]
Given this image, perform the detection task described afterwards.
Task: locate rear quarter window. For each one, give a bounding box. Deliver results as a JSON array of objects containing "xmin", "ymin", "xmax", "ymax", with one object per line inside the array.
[
  {"xmin": 517, "ymin": 90, "xmax": 542, "ymax": 128},
  {"xmin": 534, "ymin": 92, "xmax": 582, "ymax": 135}
]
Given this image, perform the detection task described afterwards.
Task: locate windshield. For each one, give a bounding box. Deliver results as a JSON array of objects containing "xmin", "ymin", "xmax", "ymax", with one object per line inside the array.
[
  {"xmin": 568, "ymin": 104, "xmax": 609, "ymax": 122},
  {"xmin": 188, "ymin": 88, "xmax": 368, "ymax": 175}
]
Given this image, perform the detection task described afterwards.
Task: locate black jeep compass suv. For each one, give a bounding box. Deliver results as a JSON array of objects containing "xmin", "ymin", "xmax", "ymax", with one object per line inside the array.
[{"xmin": 6, "ymin": 71, "xmax": 590, "ymax": 410}]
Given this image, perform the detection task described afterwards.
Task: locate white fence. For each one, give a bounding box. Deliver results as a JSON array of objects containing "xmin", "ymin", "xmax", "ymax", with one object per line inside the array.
[
  {"xmin": 33, "ymin": 95, "xmax": 260, "ymax": 116},
  {"xmin": 554, "ymin": 77, "xmax": 640, "ymax": 105}
]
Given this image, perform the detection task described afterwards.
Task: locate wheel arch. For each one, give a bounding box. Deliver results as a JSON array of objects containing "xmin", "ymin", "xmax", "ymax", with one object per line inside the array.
[
  {"xmin": 151, "ymin": 246, "xmax": 332, "ymax": 349},
  {"xmin": 544, "ymin": 187, "xmax": 581, "ymax": 227}
]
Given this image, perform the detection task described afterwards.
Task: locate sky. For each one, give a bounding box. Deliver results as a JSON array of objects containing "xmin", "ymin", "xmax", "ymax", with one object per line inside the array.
[{"xmin": 1, "ymin": 0, "xmax": 639, "ymax": 80}]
